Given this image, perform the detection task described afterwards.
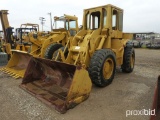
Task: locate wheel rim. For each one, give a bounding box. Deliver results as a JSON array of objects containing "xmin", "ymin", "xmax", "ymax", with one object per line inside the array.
[
  {"xmin": 103, "ymin": 58, "xmax": 114, "ymax": 79},
  {"xmin": 130, "ymin": 52, "xmax": 134, "ymax": 68}
]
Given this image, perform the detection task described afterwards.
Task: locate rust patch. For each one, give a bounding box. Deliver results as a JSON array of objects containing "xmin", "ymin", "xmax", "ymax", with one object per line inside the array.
[
  {"xmin": 76, "ymin": 65, "xmax": 81, "ymax": 70},
  {"xmin": 21, "ymin": 57, "xmax": 78, "ymax": 113}
]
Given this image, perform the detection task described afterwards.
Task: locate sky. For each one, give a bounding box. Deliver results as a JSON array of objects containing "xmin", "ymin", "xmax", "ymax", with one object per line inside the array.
[{"xmin": 0, "ymin": 0, "xmax": 160, "ymax": 33}]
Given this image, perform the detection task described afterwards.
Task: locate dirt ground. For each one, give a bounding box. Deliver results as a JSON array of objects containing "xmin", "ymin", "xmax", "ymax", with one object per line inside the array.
[{"xmin": 0, "ymin": 48, "xmax": 160, "ymax": 120}]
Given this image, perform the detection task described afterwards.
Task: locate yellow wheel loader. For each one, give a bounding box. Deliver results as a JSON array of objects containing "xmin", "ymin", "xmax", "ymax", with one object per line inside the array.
[
  {"xmin": 0, "ymin": 14, "xmax": 79, "ymax": 78},
  {"xmin": 14, "ymin": 23, "xmax": 41, "ymax": 52},
  {"xmin": 20, "ymin": 4, "xmax": 135, "ymax": 113},
  {"xmin": 0, "ymin": 10, "xmax": 16, "ymax": 57},
  {"xmin": 0, "ymin": 11, "xmax": 41, "ymax": 56}
]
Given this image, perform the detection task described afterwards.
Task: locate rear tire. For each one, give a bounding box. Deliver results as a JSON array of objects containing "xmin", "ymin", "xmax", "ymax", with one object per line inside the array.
[
  {"xmin": 44, "ymin": 43, "xmax": 63, "ymax": 59},
  {"xmin": 121, "ymin": 47, "xmax": 135, "ymax": 73},
  {"xmin": 88, "ymin": 49, "xmax": 116, "ymax": 87}
]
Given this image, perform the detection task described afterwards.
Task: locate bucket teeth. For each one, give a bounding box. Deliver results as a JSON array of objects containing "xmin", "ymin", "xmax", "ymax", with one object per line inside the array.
[
  {"xmin": 0, "ymin": 67, "xmax": 22, "ymax": 79},
  {"xmin": 0, "ymin": 67, "xmax": 5, "ymax": 71},
  {"xmin": 13, "ymin": 75, "xmax": 20, "ymax": 79}
]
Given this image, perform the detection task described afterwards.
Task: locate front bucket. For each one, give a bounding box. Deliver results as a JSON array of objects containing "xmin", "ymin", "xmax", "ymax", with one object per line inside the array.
[
  {"xmin": 20, "ymin": 57, "xmax": 92, "ymax": 113},
  {"xmin": 0, "ymin": 51, "xmax": 32, "ymax": 78}
]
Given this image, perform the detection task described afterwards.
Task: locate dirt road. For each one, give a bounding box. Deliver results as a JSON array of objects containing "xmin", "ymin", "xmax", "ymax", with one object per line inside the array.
[{"xmin": 0, "ymin": 48, "xmax": 159, "ymax": 120}]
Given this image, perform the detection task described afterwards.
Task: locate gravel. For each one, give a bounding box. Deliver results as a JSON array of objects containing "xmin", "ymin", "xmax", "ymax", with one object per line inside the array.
[{"xmin": 0, "ymin": 48, "xmax": 160, "ymax": 120}]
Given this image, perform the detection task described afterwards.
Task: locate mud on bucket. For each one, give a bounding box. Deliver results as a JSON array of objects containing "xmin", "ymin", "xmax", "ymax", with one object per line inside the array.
[{"xmin": 20, "ymin": 57, "xmax": 92, "ymax": 113}]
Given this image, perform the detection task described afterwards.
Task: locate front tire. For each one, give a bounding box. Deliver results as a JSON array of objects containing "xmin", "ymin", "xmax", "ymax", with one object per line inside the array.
[{"xmin": 88, "ymin": 49, "xmax": 116, "ymax": 87}]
